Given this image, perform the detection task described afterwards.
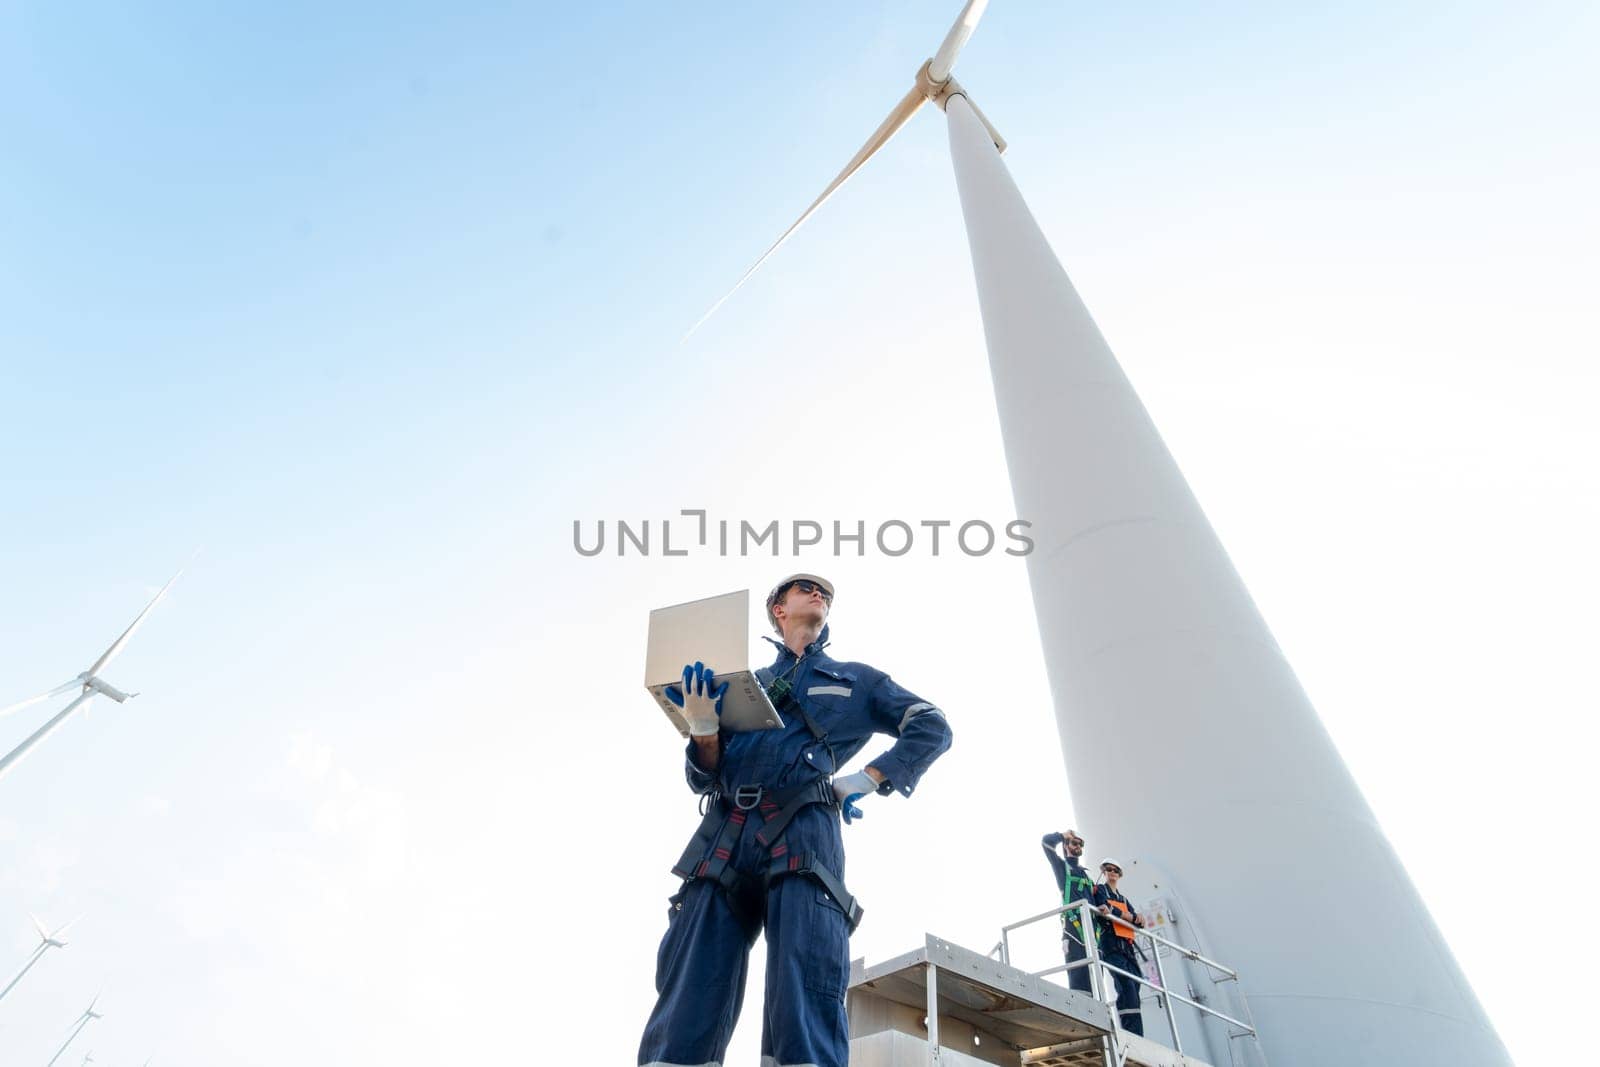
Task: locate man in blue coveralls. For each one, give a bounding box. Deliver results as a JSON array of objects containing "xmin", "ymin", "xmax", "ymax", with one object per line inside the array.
[
  {"xmin": 1041, "ymin": 829, "xmax": 1095, "ymax": 993},
  {"xmin": 638, "ymin": 573, "xmax": 953, "ymax": 1067}
]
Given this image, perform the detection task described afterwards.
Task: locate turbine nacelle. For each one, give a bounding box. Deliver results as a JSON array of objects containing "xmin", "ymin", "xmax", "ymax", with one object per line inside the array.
[
  {"xmin": 914, "ymin": 60, "xmax": 1005, "ymax": 151},
  {"xmin": 84, "ymin": 677, "xmax": 135, "ymax": 704}
]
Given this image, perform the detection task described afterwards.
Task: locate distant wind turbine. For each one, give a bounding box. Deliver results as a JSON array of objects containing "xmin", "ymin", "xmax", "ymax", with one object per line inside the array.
[
  {"xmin": 0, "ymin": 568, "xmax": 183, "ymax": 785},
  {"xmin": 46, "ymin": 993, "xmax": 103, "ymax": 1067},
  {"xmin": 0, "ymin": 914, "xmax": 77, "ymax": 1004}
]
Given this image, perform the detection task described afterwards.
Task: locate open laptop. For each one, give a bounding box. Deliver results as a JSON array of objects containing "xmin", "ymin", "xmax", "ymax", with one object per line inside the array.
[{"xmin": 645, "ymin": 589, "xmax": 784, "ymax": 737}]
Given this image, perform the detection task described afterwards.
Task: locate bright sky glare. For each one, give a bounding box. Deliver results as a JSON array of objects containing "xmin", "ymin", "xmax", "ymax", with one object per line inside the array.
[{"xmin": 2, "ymin": 2, "xmax": 1596, "ymax": 1064}]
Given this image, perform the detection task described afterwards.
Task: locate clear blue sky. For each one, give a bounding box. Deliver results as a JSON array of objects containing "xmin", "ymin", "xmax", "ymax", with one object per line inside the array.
[{"xmin": 2, "ymin": 2, "xmax": 1595, "ymax": 1063}]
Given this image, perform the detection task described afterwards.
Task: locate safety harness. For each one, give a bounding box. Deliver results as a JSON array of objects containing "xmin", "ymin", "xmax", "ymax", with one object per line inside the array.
[
  {"xmin": 1060, "ymin": 863, "xmax": 1094, "ymax": 943},
  {"xmin": 668, "ymin": 658, "xmax": 865, "ymax": 936}
]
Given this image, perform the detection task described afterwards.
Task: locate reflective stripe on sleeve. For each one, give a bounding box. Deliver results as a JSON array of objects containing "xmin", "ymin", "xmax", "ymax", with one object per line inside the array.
[{"xmin": 898, "ymin": 702, "xmax": 944, "ymax": 732}]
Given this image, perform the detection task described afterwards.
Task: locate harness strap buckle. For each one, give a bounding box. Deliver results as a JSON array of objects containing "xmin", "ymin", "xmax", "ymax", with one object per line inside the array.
[{"xmin": 732, "ymin": 784, "xmax": 764, "ymax": 810}]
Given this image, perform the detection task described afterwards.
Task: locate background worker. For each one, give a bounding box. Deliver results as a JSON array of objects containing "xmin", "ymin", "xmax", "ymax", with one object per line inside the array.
[
  {"xmin": 1040, "ymin": 830, "xmax": 1094, "ymax": 992},
  {"xmin": 638, "ymin": 574, "xmax": 953, "ymax": 1067},
  {"xmin": 1091, "ymin": 857, "xmax": 1147, "ymax": 1036}
]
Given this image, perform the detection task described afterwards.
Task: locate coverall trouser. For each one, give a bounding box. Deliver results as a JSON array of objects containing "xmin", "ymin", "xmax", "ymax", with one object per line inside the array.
[
  {"xmin": 638, "ymin": 804, "xmax": 851, "ymax": 1067},
  {"xmin": 1102, "ymin": 945, "xmax": 1144, "ymax": 1036},
  {"xmin": 1060, "ymin": 924, "xmax": 1092, "ymax": 993}
]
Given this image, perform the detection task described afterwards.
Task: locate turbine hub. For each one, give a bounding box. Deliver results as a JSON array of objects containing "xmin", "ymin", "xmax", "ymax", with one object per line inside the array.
[
  {"xmin": 915, "ymin": 60, "xmax": 1006, "ymax": 152},
  {"xmin": 915, "ymin": 60, "xmax": 961, "ymax": 110}
]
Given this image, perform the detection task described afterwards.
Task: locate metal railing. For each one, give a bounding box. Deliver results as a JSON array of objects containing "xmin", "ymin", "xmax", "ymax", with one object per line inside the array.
[{"xmin": 997, "ymin": 898, "xmax": 1260, "ymax": 1060}]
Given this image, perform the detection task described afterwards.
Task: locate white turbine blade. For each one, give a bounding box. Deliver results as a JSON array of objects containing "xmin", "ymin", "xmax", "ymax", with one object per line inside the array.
[
  {"xmin": 0, "ymin": 678, "xmax": 80, "ymax": 719},
  {"xmin": 684, "ymin": 83, "xmax": 928, "ymax": 341},
  {"xmin": 929, "ymin": 0, "xmax": 992, "ymax": 83},
  {"xmin": 86, "ymin": 568, "xmax": 183, "ymax": 679},
  {"xmin": 30, "ymin": 913, "xmax": 51, "ymax": 941}
]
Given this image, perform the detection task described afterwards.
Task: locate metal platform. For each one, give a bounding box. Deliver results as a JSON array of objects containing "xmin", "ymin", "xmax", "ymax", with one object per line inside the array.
[{"xmin": 847, "ymin": 934, "xmax": 1214, "ymax": 1067}]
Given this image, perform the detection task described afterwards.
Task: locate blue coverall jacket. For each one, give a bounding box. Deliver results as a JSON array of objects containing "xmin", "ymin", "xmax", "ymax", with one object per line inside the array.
[
  {"xmin": 685, "ymin": 623, "xmax": 953, "ymax": 799},
  {"xmin": 639, "ymin": 623, "xmax": 953, "ymax": 1067}
]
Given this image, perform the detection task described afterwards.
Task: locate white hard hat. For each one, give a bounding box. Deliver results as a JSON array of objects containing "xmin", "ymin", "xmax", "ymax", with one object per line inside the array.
[
  {"xmin": 1099, "ymin": 857, "xmax": 1125, "ymax": 874},
  {"xmin": 765, "ymin": 573, "xmax": 834, "ymax": 632}
]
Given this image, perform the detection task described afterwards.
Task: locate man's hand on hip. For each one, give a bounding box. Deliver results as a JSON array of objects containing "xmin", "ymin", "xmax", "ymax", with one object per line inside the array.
[{"xmin": 832, "ymin": 768, "xmax": 882, "ymax": 825}]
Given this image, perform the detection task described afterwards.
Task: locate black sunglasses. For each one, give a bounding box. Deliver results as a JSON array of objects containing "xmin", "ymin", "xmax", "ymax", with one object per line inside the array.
[{"xmin": 783, "ymin": 579, "xmax": 832, "ymax": 601}]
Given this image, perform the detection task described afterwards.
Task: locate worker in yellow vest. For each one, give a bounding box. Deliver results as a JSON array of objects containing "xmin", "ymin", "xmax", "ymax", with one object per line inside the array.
[{"xmin": 1090, "ymin": 858, "xmax": 1147, "ymax": 1036}]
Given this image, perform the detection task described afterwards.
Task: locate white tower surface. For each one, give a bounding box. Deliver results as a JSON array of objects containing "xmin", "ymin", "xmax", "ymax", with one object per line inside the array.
[{"xmin": 943, "ymin": 92, "xmax": 1509, "ymax": 1065}]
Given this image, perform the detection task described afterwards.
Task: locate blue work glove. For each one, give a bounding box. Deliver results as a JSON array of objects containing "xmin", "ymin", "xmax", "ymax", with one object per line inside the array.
[
  {"xmin": 832, "ymin": 770, "xmax": 879, "ymax": 825},
  {"xmin": 664, "ymin": 661, "xmax": 729, "ymax": 737}
]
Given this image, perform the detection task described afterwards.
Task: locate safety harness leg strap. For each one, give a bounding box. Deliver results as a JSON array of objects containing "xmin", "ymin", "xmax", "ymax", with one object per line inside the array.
[{"xmin": 769, "ymin": 851, "xmax": 864, "ymax": 934}]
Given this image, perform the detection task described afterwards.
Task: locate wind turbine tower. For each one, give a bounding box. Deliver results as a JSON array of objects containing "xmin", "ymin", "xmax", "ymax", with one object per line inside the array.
[{"xmin": 701, "ymin": 3, "xmax": 1509, "ymax": 1063}]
